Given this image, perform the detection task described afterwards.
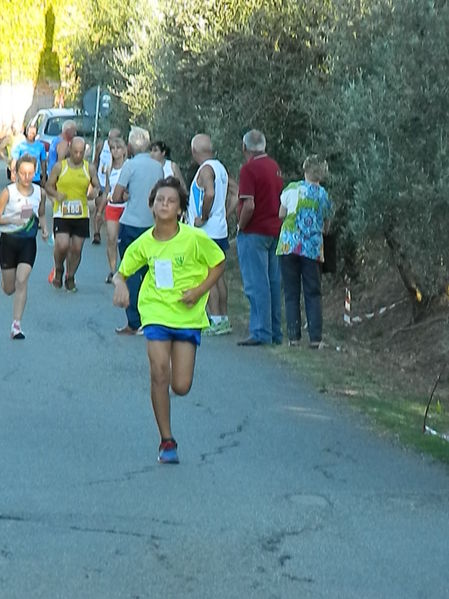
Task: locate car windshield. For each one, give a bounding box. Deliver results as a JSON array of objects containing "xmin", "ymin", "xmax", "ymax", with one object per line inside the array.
[{"xmin": 44, "ymin": 116, "xmax": 94, "ymax": 137}]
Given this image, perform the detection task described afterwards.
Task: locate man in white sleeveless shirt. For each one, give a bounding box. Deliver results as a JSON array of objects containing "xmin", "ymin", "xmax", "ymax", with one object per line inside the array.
[{"xmin": 187, "ymin": 134, "xmax": 234, "ymax": 335}]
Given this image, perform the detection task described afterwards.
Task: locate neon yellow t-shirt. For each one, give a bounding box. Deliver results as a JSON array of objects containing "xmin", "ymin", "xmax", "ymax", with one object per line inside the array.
[{"xmin": 118, "ymin": 223, "xmax": 225, "ymax": 329}]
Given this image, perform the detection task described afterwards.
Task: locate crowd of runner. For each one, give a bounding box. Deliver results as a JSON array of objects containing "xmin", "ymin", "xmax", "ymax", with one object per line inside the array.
[{"xmin": 0, "ymin": 119, "xmax": 332, "ymax": 463}]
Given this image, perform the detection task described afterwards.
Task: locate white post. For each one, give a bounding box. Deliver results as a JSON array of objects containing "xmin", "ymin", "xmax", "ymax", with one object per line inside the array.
[
  {"xmin": 91, "ymin": 85, "xmax": 101, "ymax": 162},
  {"xmin": 344, "ymin": 287, "xmax": 351, "ymax": 326}
]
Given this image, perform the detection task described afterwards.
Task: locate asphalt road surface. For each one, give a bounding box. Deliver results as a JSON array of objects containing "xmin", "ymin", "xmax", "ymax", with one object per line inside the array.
[{"xmin": 1, "ymin": 161, "xmax": 449, "ymax": 598}]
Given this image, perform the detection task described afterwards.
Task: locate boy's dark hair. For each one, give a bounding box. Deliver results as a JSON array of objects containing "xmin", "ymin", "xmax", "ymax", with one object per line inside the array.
[
  {"xmin": 149, "ymin": 176, "xmax": 188, "ymax": 213},
  {"xmin": 16, "ymin": 153, "xmax": 37, "ymax": 172},
  {"xmin": 150, "ymin": 140, "xmax": 171, "ymax": 159}
]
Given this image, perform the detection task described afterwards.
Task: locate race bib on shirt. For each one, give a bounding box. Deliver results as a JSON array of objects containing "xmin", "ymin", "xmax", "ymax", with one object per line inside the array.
[
  {"xmin": 21, "ymin": 204, "xmax": 34, "ymax": 219},
  {"xmin": 62, "ymin": 200, "xmax": 83, "ymax": 217},
  {"xmin": 154, "ymin": 259, "xmax": 174, "ymax": 289}
]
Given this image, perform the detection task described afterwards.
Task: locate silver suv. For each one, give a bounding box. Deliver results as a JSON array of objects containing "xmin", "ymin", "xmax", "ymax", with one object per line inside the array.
[{"xmin": 28, "ymin": 108, "xmax": 94, "ymax": 154}]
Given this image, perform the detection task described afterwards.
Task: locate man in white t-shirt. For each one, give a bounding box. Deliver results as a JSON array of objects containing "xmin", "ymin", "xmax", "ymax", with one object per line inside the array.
[{"xmin": 187, "ymin": 134, "xmax": 237, "ymax": 335}]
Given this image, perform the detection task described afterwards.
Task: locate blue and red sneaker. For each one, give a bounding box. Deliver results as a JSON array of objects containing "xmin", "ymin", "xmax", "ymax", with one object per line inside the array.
[{"xmin": 158, "ymin": 439, "xmax": 179, "ymax": 464}]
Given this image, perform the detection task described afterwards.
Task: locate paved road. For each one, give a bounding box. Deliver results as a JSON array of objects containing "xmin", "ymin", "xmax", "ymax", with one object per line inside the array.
[{"xmin": 1, "ymin": 161, "xmax": 449, "ymax": 598}]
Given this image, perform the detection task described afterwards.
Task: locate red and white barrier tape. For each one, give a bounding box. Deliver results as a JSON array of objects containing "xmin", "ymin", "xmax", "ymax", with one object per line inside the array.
[
  {"xmin": 343, "ymin": 290, "xmax": 407, "ymax": 325},
  {"xmin": 424, "ymin": 425, "xmax": 449, "ymax": 443}
]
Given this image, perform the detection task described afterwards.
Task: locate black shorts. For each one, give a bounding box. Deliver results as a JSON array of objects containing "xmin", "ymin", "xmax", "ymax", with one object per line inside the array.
[
  {"xmin": 53, "ymin": 218, "xmax": 90, "ymax": 238},
  {"xmin": 0, "ymin": 234, "xmax": 37, "ymax": 269}
]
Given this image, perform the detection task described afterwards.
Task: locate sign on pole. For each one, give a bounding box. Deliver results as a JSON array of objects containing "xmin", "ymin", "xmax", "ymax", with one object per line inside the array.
[
  {"xmin": 83, "ymin": 85, "xmax": 112, "ymax": 161},
  {"xmin": 92, "ymin": 85, "xmax": 101, "ymax": 161}
]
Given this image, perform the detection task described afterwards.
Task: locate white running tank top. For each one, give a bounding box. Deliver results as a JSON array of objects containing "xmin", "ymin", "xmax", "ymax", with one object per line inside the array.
[
  {"xmin": 163, "ymin": 160, "xmax": 174, "ymax": 178},
  {"xmin": 107, "ymin": 166, "xmax": 125, "ymax": 207},
  {"xmin": 187, "ymin": 159, "xmax": 228, "ymax": 239},
  {"xmin": 98, "ymin": 140, "xmax": 112, "ymax": 188},
  {"xmin": 0, "ymin": 183, "xmax": 41, "ymax": 233}
]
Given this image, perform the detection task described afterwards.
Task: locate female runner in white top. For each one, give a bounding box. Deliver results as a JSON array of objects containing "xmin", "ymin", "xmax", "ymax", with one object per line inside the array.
[
  {"xmin": 0, "ymin": 154, "xmax": 48, "ymax": 338},
  {"xmin": 100, "ymin": 137, "xmax": 127, "ymax": 283}
]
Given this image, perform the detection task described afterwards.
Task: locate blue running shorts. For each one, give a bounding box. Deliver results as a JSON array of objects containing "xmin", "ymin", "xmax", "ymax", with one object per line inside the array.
[{"xmin": 143, "ymin": 325, "xmax": 201, "ymax": 346}]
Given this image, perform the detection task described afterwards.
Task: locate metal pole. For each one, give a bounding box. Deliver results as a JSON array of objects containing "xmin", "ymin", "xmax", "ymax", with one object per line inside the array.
[{"xmin": 91, "ymin": 85, "xmax": 101, "ymax": 162}]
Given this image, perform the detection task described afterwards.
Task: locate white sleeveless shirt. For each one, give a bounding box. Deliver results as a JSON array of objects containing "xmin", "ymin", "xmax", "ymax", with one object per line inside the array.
[
  {"xmin": 98, "ymin": 140, "xmax": 112, "ymax": 188},
  {"xmin": 187, "ymin": 159, "xmax": 228, "ymax": 239},
  {"xmin": 0, "ymin": 183, "xmax": 41, "ymax": 234},
  {"xmin": 107, "ymin": 166, "xmax": 125, "ymax": 207},
  {"xmin": 162, "ymin": 160, "xmax": 175, "ymax": 177}
]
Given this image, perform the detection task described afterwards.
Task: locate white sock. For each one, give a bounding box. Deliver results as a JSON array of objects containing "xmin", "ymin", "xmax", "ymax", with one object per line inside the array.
[{"xmin": 210, "ymin": 315, "xmax": 221, "ymax": 325}]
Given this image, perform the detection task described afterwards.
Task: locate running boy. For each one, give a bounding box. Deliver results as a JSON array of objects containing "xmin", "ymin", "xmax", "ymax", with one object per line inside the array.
[{"xmin": 112, "ymin": 176, "xmax": 225, "ymax": 464}]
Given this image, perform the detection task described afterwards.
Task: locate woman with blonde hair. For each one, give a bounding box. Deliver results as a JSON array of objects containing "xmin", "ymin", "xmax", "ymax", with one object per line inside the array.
[{"xmin": 98, "ymin": 137, "xmax": 127, "ymax": 283}]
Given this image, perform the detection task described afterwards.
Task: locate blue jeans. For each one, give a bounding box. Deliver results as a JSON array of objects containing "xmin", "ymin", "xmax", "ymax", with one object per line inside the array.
[
  {"xmin": 237, "ymin": 232, "xmax": 282, "ymax": 344},
  {"xmin": 280, "ymin": 254, "xmax": 322, "ymax": 343},
  {"xmin": 118, "ymin": 223, "xmax": 149, "ymax": 330}
]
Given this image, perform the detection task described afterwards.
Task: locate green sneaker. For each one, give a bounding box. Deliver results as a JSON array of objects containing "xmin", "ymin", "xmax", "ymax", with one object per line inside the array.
[
  {"xmin": 218, "ymin": 320, "xmax": 232, "ymax": 335},
  {"xmin": 203, "ymin": 320, "xmax": 233, "ymax": 336},
  {"xmin": 64, "ymin": 276, "xmax": 78, "ymax": 292}
]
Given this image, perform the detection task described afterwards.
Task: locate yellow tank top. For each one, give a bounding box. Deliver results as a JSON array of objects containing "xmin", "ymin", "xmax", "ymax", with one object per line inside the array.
[{"xmin": 53, "ymin": 159, "xmax": 90, "ymax": 218}]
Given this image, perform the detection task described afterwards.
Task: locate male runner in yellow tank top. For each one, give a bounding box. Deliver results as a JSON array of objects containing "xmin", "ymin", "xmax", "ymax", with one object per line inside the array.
[{"xmin": 46, "ymin": 137, "xmax": 100, "ymax": 291}]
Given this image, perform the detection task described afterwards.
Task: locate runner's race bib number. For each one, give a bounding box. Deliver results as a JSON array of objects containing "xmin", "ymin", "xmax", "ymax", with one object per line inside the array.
[
  {"xmin": 62, "ymin": 200, "xmax": 82, "ymax": 217},
  {"xmin": 155, "ymin": 259, "xmax": 174, "ymax": 289},
  {"xmin": 21, "ymin": 205, "xmax": 34, "ymax": 219}
]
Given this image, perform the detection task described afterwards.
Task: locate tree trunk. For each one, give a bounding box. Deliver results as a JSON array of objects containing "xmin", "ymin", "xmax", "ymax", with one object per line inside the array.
[{"xmin": 383, "ymin": 228, "xmax": 429, "ymax": 323}]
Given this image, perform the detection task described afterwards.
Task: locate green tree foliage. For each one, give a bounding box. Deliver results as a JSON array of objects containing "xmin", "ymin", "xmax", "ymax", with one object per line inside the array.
[
  {"xmin": 0, "ymin": 0, "xmax": 46, "ymax": 82},
  {"xmin": 21, "ymin": 0, "xmax": 447, "ymax": 317},
  {"xmin": 299, "ymin": 0, "xmax": 449, "ymax": 313},
  {"xmin": 110, "ymin": 5, "xmax": 159, "ymax": 129},
  {"xmin": 37, "ymin": 7, "xmax": 61, "ymax": 82},
  {"xmin": 0, "ymin": 0, "xmax": 82, "ymax": 85},
  {"xmin": 61, "ymin": 0, "xmax": 142, "ymax": 133},
  {"xmin": 145, "ymin": 0, "xmax": 332, "ymax": 176}
]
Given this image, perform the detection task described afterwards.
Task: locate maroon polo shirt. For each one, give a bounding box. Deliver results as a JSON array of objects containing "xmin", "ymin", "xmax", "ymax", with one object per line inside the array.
[{"xmin": 238, "ymin": 153, "xmax": 283, "ymax": 236}]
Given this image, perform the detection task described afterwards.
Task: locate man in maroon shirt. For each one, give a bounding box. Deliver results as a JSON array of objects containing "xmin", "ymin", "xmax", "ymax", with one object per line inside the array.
[{"xmin": 236, "ymin": 129, "xmax": 283, "ymax": 346}]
